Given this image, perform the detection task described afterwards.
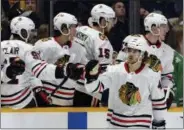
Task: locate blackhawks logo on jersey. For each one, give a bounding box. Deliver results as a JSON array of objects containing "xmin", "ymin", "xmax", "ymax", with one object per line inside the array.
[
  {"xmin": 145, "ymin": 54, "xmax": 162, "ymax": 72},
  {"xmin": 119, "ymin": 82, "xmax": 141, "ymax": 106}
]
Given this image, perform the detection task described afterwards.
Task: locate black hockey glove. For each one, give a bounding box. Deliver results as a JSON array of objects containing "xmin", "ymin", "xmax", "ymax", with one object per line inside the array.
[
  {"xmin": 85, "ymin": 60, "xmax": 100, "ymax": 83},
  {"xmin": 6, "ymin": 57, "xmax": 25, "ymax": 79},
  {"xmin": 33, "ymin": 87, "xmax": 51, "ymax": 107},
  {"xmin": 152, "ymin": 120, "xmax": 166, "ymax": 129},
  {"xmin": 66, "ymin": 63, "xmax": 85, "ymax": 80}
]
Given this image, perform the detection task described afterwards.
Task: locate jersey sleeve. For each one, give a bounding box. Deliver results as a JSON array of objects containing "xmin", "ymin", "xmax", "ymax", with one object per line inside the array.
[
  {"xmin": 18, "ymin": 41, "xmax": 33, "ymax": 59},
  {"xmin": 85, "ymin": 65, "xmax": 116, "ymax": 93},
  {"xmin": 84, "ymin": 37, "xmax": 96, "ymax": 60},
  {"xmin": 80, "ymin": 46, "xmax": 89, "ymax": 65},
  {"xmin": 29, "ymin": 76, "xmax": 43, "ymax": 89},
  {"xmin": 34, "ymin": 40, "xmax": 54, "ymax": 62},
  {"xmin": 1, "ymin": 66, "xmax": 12, "ymax": 83},
  {"xmin": 150, "ymin": 72, "xmax": 167, "ymax": 121},
  {"xmin": 161, "ymin": 47, "xmax": 174, "ymax": 89},
  {"xmin": 22, "ymin": 50, "xmax": 66, "ymax": 81}
]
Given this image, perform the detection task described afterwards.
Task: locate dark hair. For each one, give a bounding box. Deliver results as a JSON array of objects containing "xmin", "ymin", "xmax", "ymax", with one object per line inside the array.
[
  {"xmin": 112, "ymin": 0, "xmax": 124, "ymax": 10},
  {"xmin": 12, "ymin": 34, "xmax": 24, "ymax": 41},
  {"xmin": 142, "ymin": 51, "xmax": 149, "ymax": 63},
  {"xmin": 38, "ymin": 24, "xmax": 49, "ymax": 39},
  {"xmin": 91, "ymin": 17, "xmax": 104, "ymax": 27}
]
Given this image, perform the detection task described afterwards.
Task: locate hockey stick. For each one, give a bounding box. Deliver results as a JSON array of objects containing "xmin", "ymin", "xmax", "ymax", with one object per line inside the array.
[
  {"xmin": 47, "ymin": 76, "xmax": 69, "ymax": 104},
  {"xmin": 164, "ymin": 87, "xmax": 171, "ymax": 102},
  {"xmin": 164, "ymin": 84, "xmax": 175, "ymax": 103}
]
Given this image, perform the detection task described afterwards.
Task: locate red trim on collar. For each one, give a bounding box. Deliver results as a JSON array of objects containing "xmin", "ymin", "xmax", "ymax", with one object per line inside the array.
[
  {"xmin": 124, "ymin": 62, "xmax": 129, "ymax": 73},
  {"xmin": 143, "ymin": 35, "xmax": 161, "ymax": 48},
  {"xmin": 124, "ymin": 62, "xmax": 145, "ymax": 74},
  {"xmin": 53, "ymin": 37, "xmax": 72, "ymax": 48}
]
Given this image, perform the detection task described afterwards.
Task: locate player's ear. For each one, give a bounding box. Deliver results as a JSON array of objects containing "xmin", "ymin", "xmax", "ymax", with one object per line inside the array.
[
  {"xmin": 20, "ymin": 29, "xmax": 28, "ymax": 39},
  {"xmin": 60, "ymin": 24, "xmax": 69, "ymax": 34},
  {"xmin": 151, "ymin": 24, "xmax": 159, "ymax": 34},
  {"xmin": 99, "ymin": 17, "xmax": 107, "ymax": 28}
]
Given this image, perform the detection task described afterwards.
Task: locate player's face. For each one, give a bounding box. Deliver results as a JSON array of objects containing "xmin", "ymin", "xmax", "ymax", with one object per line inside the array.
[
  {"xmin": 69, "ymin": 24, "xmax": 77, "ymax": 40},
  {"xmin": 159, "ymin": 24, "xmax": 169, "ymax": 41},
  {"xmin": 27, "ymin": 29, "xmax": 38, "ymax": 44},
  {"xmin": 105, "ymin": 18, "xmax": 116, "ymax": 33},
  {"xmin": 126, "ymin": 48, "xmax": 141, "ymax": 64}
]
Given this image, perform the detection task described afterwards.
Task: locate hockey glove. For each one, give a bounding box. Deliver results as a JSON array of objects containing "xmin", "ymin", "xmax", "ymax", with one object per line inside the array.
[
  {"xmin": 145, "ymin": 54, "xmax": 162, "ymax": 72},
  {"xmin": 6, "ymin": 57, "xmax": 25, "ymax": 79},
  {"xmin": 33, "ymin": 87, "xmax": 51, "ymax": 107},
  {"xmin": 152, "ymin": 119, "xmax": 166, "ymax": 129},
  {"xmin": 66, "ymin": 63, "xmax": 85, "ymax": 80},
  {"xmin": 85, "ymin": 60, "xmax": 100, "ymax": 83}
]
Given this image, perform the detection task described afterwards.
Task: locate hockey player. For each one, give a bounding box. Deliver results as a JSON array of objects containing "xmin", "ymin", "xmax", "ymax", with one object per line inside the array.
[
  {"xmin": 73, "ymin": 4, "xmax": 115, "ymax": 69},
  {"xmin": 72, "ymin": 4, "xmax": 115, "ymax": 107},
  {"xmin": 32, "ymin": 12, "xmax": 80, "ymax": 106},
  {"xmin": 1, "ymin": 16, "xmax": 85, "ymax": 108},
  {"xmin": 84, "ymin": 36, "xmax": 167, "ymax": 128},
  {"xmin": 143, "ymin": 13, "xmax": 175, "ymax": 109},
  {"xmin": 1, "ymin": 16, "xmax": 49, "ymax": 109},
  {"xmin": 116, "ymin": 13, "xmax": 175, "ymax": 109}
]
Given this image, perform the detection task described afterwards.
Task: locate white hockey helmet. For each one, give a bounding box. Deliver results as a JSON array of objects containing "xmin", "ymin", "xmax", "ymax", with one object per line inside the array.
[
  {"xmin": 126, "ymin": 36, "xmax": 148, "ymax": 53},
  {"xmin": 122, "ymin": 34, "xmax": 144, "ymax": 49},
  {"xmin": 10, "ymin": 16, "xmax": 35, "ymax": 42},
  {"xmin": 123, "ymin": 35, "xmax": 133, "ymax": 43},
  {"xmin": 144, "ymin": 13, "xmax": 168, "ymax": 33},
  {"xmin": 53, "ymin": 12, "xmax": 78, "ymax": 35},
  {"xmin": 88, "ymin": 4, "xmax": 115, "ymax": 27}
]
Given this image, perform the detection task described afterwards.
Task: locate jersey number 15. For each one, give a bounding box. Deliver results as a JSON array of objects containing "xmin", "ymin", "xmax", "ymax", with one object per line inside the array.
[{"xmin": 99, "ymin": 48, "xmax": 110, "ymax": 59}]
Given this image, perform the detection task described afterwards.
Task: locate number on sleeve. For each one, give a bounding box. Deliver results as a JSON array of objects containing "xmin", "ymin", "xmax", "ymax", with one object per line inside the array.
[{"xmin": 31, "ymin": 51, "xmax": 41, "ymax": 60}]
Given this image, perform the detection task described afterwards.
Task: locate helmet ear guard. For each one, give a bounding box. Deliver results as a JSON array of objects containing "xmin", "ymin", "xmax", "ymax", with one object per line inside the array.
[
  {"xmin": 19, "ymin": 29, "xmax": 29, "ymax": 42},
  {"xmin": 60, "ymin": 23, "xmax": 70, "ymax": 36}
]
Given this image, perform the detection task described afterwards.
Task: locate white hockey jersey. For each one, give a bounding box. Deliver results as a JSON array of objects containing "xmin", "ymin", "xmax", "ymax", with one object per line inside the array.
[
  {"xmin": 33, "ymin": 37, "xmax": 76, "ymax": 106},
  {"xmin": 69, "ymin": 42, "xmax": 88, "ymax": 64},
  {"xmin": 1, "ymin": 40, "xmax": 42, "ymax": 109},
  {"xmin": 73, "ymin": 26, "xmax": 114, "ymax": 66},
  {"xmin": 72, "ymin": 26, "xmax": 114, "ymax": 105},
  {"xmin": 116, "ymin": 35, "xmax": 174, "ymax": 89},
  {"xmin": 85, "ymin": 62, "xmax": 167, "ymax": 128},
  {"xmin": 34, "ymin": 37, "xmax": 70, "ymax": 64},
  {"xmin": 1, "ymin": 48, "xmax": 5, "ymax": 65},
  {"xmin": 41, "ymin": 79, "xmax": 76, "ymax": 106}
]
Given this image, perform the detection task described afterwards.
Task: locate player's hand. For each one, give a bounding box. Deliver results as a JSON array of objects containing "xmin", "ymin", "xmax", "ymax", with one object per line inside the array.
[
  {"xmin": 85, "ymin": 60, "xmax": 100, "ymax": 83},
  {"xmin": 145, "ymin": 54, "xmax": 162, "ymax": 72},
  {"xmin": 66, "ymin": 63, "xmax": 85, "ymax": 80},
  {"xmin": 152, "ymin": 119, "xmax": 166, "ymax": 129},
  {"xmin": 6, "ymin": 57, "xmax": 25, "ymax": 79},
  {"xmin": 33, "ymin": 87, "xmax": 51, "ymax": 106}
]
